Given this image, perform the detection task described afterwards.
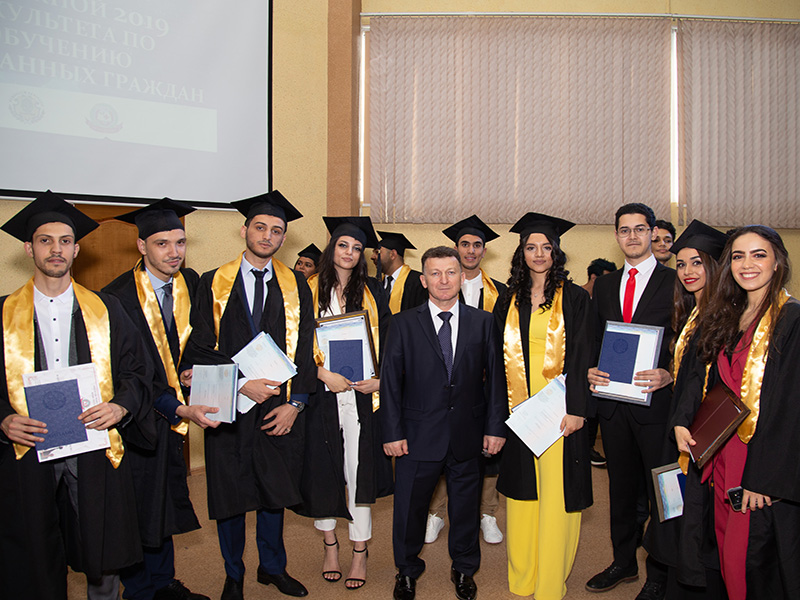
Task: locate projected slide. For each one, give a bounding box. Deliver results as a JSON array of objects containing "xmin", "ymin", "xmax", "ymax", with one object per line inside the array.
[{"xmin": 0, "ymin": 0, "xmax": 271, "ymax": 203}]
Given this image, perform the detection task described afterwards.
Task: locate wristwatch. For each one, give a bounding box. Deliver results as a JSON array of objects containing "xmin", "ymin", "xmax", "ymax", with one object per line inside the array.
[{"xmin": 287, "ymin": 399, "xmax": 305, "ymax": 413}]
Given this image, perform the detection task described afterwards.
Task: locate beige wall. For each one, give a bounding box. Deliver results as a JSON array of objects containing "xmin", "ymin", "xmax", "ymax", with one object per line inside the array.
[{"xmin": 1, "ymin": 0, "xmax": 797, "ymax": 468}]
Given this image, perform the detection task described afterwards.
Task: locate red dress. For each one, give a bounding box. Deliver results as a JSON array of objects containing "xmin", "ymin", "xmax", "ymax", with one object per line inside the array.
[{"xmin": 706, "ymin": 326, "xmax": 755, "ymax": 600}]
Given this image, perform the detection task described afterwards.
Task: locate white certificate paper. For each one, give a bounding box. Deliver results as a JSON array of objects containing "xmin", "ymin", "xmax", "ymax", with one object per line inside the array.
[
  {"xmin": 506, "ymin": 375, "xmax": 567, "ymax": 457},
  {"xmin": 232, "ymin": 332, "xmax": 297, "ymax": 414},
  {"xmin": 190, "ymin": 364, "xmax": 238, "ymax": 424},
  {"xmin": 22, "ymin": 364, "xmax": 110, "ymax": 462},
  {"xmin": 314, "ymin": 312, "xmax": 377, "ymax": 391}
]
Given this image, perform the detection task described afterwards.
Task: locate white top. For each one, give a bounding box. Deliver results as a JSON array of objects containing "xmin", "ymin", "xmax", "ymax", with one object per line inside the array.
[
  {"xmin": 461, "ymin": 273, "xmax": 483, "ymax": 308},
  {"xmin": 428, "ymin": 299, "xmax": 459, "ymax": 361},
  {"xmin": 384, "ymin": 266, "xmax": 403, "ymax": 293},
  {"xmin": 619, "ymin": 253, "xmax": 657, "ymax": 317},
  {"xmin": 33, "ymin": 283, "xmax": 74, "ymax": 369},
  {"xmin": 240, "ymin": 253, "xmax": 273, "ymax": 312}
]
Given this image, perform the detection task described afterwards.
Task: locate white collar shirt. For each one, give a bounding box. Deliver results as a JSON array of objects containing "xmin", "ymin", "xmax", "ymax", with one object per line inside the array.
[
  {"xmin": 33, "ymin": 283, "xmax": 74, "ymax": 369},
  {"xmin": 428, "ymin": 300, "xmax": 459, "ymax": 361},
  {"xmin": 619, "ymin": 253, "xmax": 658, "ymax": 317}
]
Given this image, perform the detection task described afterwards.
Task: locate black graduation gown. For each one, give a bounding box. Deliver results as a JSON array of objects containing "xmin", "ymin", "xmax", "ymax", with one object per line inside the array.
[
  {"xmin": 393, "ymin": 267, "xmax": 427, "ymax": 313},
  {"xmin": 297, "ymin": 278, "xmax": 394, "ymax": 520},
  {"xmin": 102, "ymin": 267, "xmax": 201, "ymax": 547},
  {"xmin": 459, "ymin": 276, "xmax": 508, "ymax": 476},
  {"xmin": 493, "ymin": 281, "xmax": 594, "ymax": 512},
  {"xmin": 667, "ymin": 299, "xmax": 800, "ymax": 593},
  {"xmin": 182, "ymin": 263, "xmax": 316, "ymax": 520},
  {"xmin": 645, "ymin": 325, "xmax": 722, "ymax": 593},
  {"xmin": 0, "ymin": 292, "xmax": 154, "ymax": 599}
]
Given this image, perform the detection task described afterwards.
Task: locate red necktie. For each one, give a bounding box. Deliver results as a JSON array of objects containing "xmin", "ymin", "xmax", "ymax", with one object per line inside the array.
[{"xmin": 623, "ymin": 268, "xmax": 638, "ymax": 323}]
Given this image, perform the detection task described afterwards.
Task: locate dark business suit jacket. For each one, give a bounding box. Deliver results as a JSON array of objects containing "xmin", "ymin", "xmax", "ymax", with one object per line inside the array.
[
  {"xmin": 379, "ymin": 302, "xmax": 506, "ymax": 461},
  {"xmin": 593, "ymin": 263, "xmax": 676, "ymax": 424}
]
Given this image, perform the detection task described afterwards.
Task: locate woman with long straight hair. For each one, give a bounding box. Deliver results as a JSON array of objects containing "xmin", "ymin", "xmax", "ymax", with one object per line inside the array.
[
  {"xmin": 494, "ymin": 213, "xmax": 593, "ymax": 599},
  {"xmin": 298, "ymin": 216, "xmax": 392, "ymax": 590},
  {"xmin": 645, "ymin": 220, "xmax": 728, "ymax": 599},
  {"xmin": 673, "ymin": 225, "xmax": 800, "ymax": 599}
]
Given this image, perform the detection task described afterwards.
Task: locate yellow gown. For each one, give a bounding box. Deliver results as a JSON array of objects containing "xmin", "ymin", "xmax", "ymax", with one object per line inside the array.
[{"xmin": 506, "ymin": 307, "xmax": 582, "ymax": 599}]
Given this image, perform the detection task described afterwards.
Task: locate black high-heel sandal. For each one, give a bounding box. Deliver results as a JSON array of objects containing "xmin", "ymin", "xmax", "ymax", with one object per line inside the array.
[
  {"xmin": 322, "ymin": 538, "xmax": 342, "ymax": 582},
  {"xmin": 345, "ymin": 545, "xmax": 368, "ymax": 590}
]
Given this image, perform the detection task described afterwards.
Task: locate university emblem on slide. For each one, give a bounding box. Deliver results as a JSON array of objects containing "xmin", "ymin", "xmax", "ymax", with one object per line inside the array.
[
  {"xmin": 9, "ymin": 91, "xmax": 44, "ymax": 124},
  {"xmin": 86, "ymin": 103, "xmax": 123, "ymax": 133}
]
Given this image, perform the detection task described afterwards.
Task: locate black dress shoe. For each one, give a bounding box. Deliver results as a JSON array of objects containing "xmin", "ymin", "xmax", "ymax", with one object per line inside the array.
[
  {"xmin": 635, "ymin": 579, "xmax": 666, "ymax": 600},
  {"xmin": 220, "ymin": 576, "xmax": 243, "ymax": 600},
  {"xmin": 256, "ymin": 567, "xmax": 308, "ymax": 597},
  {"xmin": 450, "ymin": 568, "xmax": 477, "ymax": 600},
  {"xmin": 393, "ymin": 574, "xmax": 416, "ymax": 600},
  {"xmin": 153, "ymin": 579, "xmax": 210, "ymax": 600},
  {"xmin": 585, "ymin": 564, "xmax": 639, "ymax": 592}
]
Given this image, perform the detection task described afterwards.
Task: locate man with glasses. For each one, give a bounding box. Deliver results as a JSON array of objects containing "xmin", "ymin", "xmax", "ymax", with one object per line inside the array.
[{"xmin": 585, "ymin": 203, "xmax": 675, "ymax": 600}]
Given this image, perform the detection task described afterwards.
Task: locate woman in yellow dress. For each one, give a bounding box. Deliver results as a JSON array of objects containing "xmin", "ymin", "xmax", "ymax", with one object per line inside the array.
[{"xmin": 494, "ymin": 213, "xmax": 594, "ymax": 599}]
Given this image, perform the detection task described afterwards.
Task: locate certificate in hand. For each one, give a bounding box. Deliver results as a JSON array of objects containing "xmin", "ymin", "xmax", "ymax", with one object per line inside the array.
[
  {"xmin": 652, "ymin": 462, "xmax": 686, "ymax": 521},
  {"xmin": 315, "ymin": 311, "xmax": 377, "ymax": 386},
  {"xmin": 232, "ymin": 332, "xmax": 297, "ymax": 414},
  {"xmin": 22, "ymin": 364, "xmax": 110, "ymax": 462},
  {"xmin": 190, "ymin": 364, "xmax": 239, "ymax": 423},
  {"xmin": 505, "ymin": 375, "xmax": 567, "ymax": 457},
  {"xmin": 25, "ymin": 379, "xmax": 87, "ymax": 451},
  {"xmin": 594, "ymin": 321, "xmax": 664, "ymax": 406}
]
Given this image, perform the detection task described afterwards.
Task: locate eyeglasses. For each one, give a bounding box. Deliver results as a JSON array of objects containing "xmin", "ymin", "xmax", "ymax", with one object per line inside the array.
[{"xmin": 617, "ymin": 226, "xmax": 651, "ymax": 238}]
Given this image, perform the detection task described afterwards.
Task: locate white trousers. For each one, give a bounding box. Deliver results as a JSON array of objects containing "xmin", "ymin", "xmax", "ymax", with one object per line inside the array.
[{"xmin": 314, "ymin": 390, "xmax": 372, "ymax": 542}]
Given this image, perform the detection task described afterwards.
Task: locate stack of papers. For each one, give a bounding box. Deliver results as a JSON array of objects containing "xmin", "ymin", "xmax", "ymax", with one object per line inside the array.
[{"xmin": 505, "ymin": 375, "xmax": 567, "ymax": 457}]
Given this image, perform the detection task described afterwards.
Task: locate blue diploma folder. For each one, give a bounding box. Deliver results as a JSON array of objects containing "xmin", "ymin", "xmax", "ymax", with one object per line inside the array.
[
  {"xmin": 25, "ymin": 379, "xmax": 87, "ymax": 451},
  {"xmin": 329, "ymin": 339, "xmax": 363, "ymax": 381},
  {"xmin": 598, "ymin": 331, "xmax": 640, "ymax": 383}
]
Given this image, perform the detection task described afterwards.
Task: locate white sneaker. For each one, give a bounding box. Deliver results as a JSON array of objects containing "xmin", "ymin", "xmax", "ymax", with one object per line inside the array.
[
  {"xmin": 424, "ymin": 513, "xmax": 445, "ymax": 544},
  {"xmin": 480, "ymin": 514, "xmax": 503, "ymax": 544}
]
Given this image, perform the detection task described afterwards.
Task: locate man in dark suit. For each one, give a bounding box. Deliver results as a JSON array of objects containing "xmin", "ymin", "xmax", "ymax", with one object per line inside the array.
[
  {"xmin": 380, "ymin": 246, "xmax": 507, "ymax": 600},
  {"xmin": 585, "ymin": 203, "xmax": 675, "ymax": 600}
]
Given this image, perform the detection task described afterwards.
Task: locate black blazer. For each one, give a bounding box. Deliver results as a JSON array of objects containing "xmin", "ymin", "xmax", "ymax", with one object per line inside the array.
[
  {"xmin": 593, "ymin": 262, "xmax": 676, "ymax": 424},
  {"xmin": 379, "ymin": 302, "xmax": 506, "ymax": 462}
]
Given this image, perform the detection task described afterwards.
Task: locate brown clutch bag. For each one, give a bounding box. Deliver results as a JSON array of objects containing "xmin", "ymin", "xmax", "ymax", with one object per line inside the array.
[{"xmin": 688, "ymin": 382, "xmax": 751, "ymax": 470}]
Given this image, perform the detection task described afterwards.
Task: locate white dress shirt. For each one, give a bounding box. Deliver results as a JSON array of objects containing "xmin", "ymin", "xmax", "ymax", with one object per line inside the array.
[
  {"xmin": 240, "ymin": 253, "xmax": 273, "ymax": 312},
  {"xmin": 384, "ymin": 266, "xmax": 402, "ymax": 293},
  {"xmin": 33, "ymin": 283, "xmax": 73, "ymax": 369},
  {"xmin": 461, "ymin": 274, "xmax": 483, "ymax": 309},
  {"xmin": 428, "ymin": 299, "xmax": 460, "ymax": 361},
  {"xmin": 618, "ymin": 253, "xmax": 657, "ymax": 317}
]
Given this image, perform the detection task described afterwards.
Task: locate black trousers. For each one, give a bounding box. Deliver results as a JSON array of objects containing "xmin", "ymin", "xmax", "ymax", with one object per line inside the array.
[{"xmin": 393, "ymin": 450, "xmax": 482, "ymax": 579}]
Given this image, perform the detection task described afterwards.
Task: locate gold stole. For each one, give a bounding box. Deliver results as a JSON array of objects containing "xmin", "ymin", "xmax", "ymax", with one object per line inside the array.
[
  {"xmin": 3, "ymin": 279, "xmax": 124, "ymax": 467},
  {"xmin": 388, "ymin": 264, "xmax": 412, "ymax": 314},
  {"xmin": 480, "ymin": 270, "xmax": 500, "ymax": 312},
  {"xmin": 737, "ymin": 288, "xmax": 791, "ymax": 443},
  {"xmin": 672, "ymin": 306, "xmax": 699, "ymax": 382},
  {"xmin": 133, "ymin": 260, "xmax": 191, "ymax": 436},
  {"xmin": 210, "ymin": 255, "xmax": 301, "ymax": 400},
  {"xmin": 307, "ymin": 274, "xmax": 381, "ymax": 411},
  {"xmin": 503, "ymin": 286, "xmax": 566, "ymax": 411}
]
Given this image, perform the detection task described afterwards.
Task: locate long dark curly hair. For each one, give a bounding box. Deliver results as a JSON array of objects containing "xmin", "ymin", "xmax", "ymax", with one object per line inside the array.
[
  {"xmin": 316, "ymin": 234, "xmax": 369, "ymax": 314},
  {"xmin": 672, "ymin": 248, "xmax": 721, "ymax": 338},
  {"xmin": 696, "ymin": 225, "xmax": 791, "ymax": 364},
  {"xmin": 503, "ymin": 232, "xmax": 570, "ymax": 312}
]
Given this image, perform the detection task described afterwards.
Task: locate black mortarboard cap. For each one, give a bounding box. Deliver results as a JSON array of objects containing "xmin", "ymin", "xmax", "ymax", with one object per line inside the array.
[
  {"xmin": 115, "ymin": 197, "xmax": 195, "ymax": 239},
  {"xmin": 510, "ymin": 212, "xmax": 575, "ymax": 244},
  {"xmin": 1, "ymin": 190, "xmax": 99, "ymax": 242},
  {"xmin": 231, "ymin": 189, "xmax": 302, "ymax": 224},
  {"xmin": 323, "ymin": 216, "xmax": 380, "ymax": 249},
  {"xmin": 670, "ymin": 220, "xmax": 728, "ymax": 262},
  {"xmin": 442, "ymin": 214, "xmax": 500, "ymax": 245},
  {"xmin": 297, "ymin": 243, "xmax": 322, "ymax": 265},
  {"xmin": 377, "ymin": 231, "xmax": 416, "ymax": 255}
]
